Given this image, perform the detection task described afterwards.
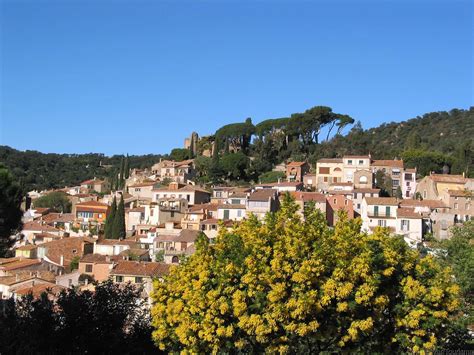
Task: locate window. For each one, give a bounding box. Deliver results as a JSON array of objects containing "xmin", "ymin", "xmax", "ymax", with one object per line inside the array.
[
  {"xmin": 359, "ymin": 176, "xmax": 368, "ymax": 184},
  {"xmin": 68, "ymin": 279, "xmax": 72, "ymax": 287},
  {"xmin": 135, "ymin": 277, "xmax": 143, "ymax": 283},
  {"xmin": 85, "ymin": 264, "xmax": 93, "ymax": 273},
  {"xmin": 187, "ymin": 195, "xmax": 191, "ymax": 202},
  {"xmin": 324, "ymin": 177, "xmax": 328, "ymax": 182},
  {"xmin": 72, "ymin": 249, "xmax": 77, "ymax": 254},
  {"xmin": 170, "ymin": 211, "xmax": 175, "ymax": 218},
  {"xmin": 237, "ymin": 210, "xmax": 242, "ymax": 217},
  {"xmin": 135, "ymin": 188, "xmax": 141, "ymax": 192},
  {"xmin": 333, "ymin": 199, "xmax": 337, "ymax": 204},
  {"xmin": 405, "ymin": 173, "xmax": 412, "ymax": 180},
  {"xmin": 454, "ymin": 203, "xmax": 458, "ymax": 209},
  {"xmin": 216, "ymin": 191, "xmax": 222, "ymax": 198},
  {"xmin": 423, "ymin": 190, "xmax": 427, "ymax": 199},
  {"xmin": 231, "ymin": 199, "xmax": 240, "ymax": 204},
  {"xmin": 116, "ymin": 276, "xmax": 124, "ymax": 282},
  {"xmin": 406, "ymin": 181, "xmax": 410, "ymax": 186},
  {"xmin": 319, "ymin": 167, "xmax": 330, "ymax": 174},
  {"xmin": 223, "ymin": 210, "xmax": 230, "ymax": 220},
  {"xmin": 344, "ymin": 200, "xmax": 348, "ymax": 206},
  {"xmin": 374, "ymin": 206, "xmax": 379, "ymax": 216},
  {"xmin": 348, "ymin": 160, "xmax": 353, "ymax": 165},
  {"xmin": 357, "ymin": 204, "xmax": 361, "ymax": 210},
  {"xmin": 392, "ymin": 180, "xmax": 399, "ymax": 187},
  {"xmin": 378, "ymin": 220, "xmax": 386, "ymax": 227},
  {"xmin": 401, "ymin": 220, "xmax": 410, "ymax": 231},
  {"xmin": 358, "ymin": 160, "xmax": 364, "ymax": 165},
  {"xmin": 385, "ymin": 206, "xmax": 390, "ymax": 217}
]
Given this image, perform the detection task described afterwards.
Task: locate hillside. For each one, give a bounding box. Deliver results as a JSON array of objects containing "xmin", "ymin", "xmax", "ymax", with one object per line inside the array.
[{"xmin": 1, "ymin": 107, "xmax": 472, "ymax": 192}]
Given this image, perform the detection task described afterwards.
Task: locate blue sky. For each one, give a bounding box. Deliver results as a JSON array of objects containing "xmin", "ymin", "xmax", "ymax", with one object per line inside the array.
[{"xmin": 1, "ymin": 0, "xmax": 472, "ymax": 156}]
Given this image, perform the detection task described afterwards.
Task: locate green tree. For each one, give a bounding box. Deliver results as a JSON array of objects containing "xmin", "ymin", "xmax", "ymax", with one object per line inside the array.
[
  {"xmin": 0, "ymin": 164, "xmax": 23, "ymax": 256},
  {"xmin": 124, "ymin": 154, "xmax": 130, "ymax": 180},
  {"xmin": 111, "ymin": 195, "xmax": 125, "ymax": 239},
  {"xmin": 70, "ymin": 256, "xmax": 80, "ymax": 271},
  {"xmin": 152, "ymin": 197, "xmax": 462, "ymax": 353},
  {"xmin": 169, "ymin": 148, "xmax": 192, "ymax": 162},
  {"xmin": 104, "ymin": 196, "xmax": 117, "ymax": 239},
  {"xmin": 33, "ymin": 191, "xmax": 72, "ymax": 213},
  {"xmin": 219, "ymin": 152, "xmax": 249, "ymax": 180},
  {"xmin": 395, "ymin": 186, "xmax": 403, "ymax": 199}
]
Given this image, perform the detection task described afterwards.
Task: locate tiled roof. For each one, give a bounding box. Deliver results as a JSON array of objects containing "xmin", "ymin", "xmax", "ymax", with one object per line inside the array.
[
  {"xmin": 371, "ymin": 160, "xmax": 404, "ymax": 169},
  {"xmin": 287, "ymin": 161, "xmax": 307, "ymax": 167},
  {"xmin": 155, "ymin": 229, "xmax": 200, "ymax": 243},
  {"xmin": 80, "ymin": 253, "xmax": 119, "ymax": 263},
  {"xmin": 119, "ymin": 248, "xmax": 149, "ymax": 257},
  {"xmin": 34, "ymin": 207, "xmax": 51, "ymax": 214},
  {"xmin": 397, "ymin": 207, "xmax": 423, "ymax": 219},
  {"xmin": 33, "ymin": 232, "xmax": 62, "ymax": 240},
  {"xmin": 16, "ymin": 244, "xmax": 38, "ymax": 251},
  {"xmin": 187, "ymin": 203, "xmax": 217, "ymax": 212},
  {"xmin": 430, "ymin": 174, "xmax": 467, "ymax": 184},
  {"xmin": 317, "ymin": 158, "xmax": 343, "ymax": 164},
  {"xmin": 14, "ymin": 282, "xmax": 65, "ymax": 298},
  {"xmin": 329, "ymin": 182, "xmax": 353, "ymax": 186},
  {"xmin": 110, "ymin": 261, "xmax": 170, "ymax": 277},
  {"xmin": 291, "ymin": 192, "xmax": 326, "ymax": 203},
  {"xmin": 365, "ymin": 197, "xmax": 399, "ymax": 206},
  {"xmin": 128, "ymin": 181, "xmax": 156, "ymax": 188},
  {"xmin": 0, "ymin": 258, "xmax": 41, "ymax": 271},
  {"xmin": 41, "ymin": 213, "xmax": 74, "ymax": 223},
  {"xmin": 248, "ymin": 189, "xmax": 278, "ymax": 201},
  {"xmin": 399, "ymin": 199, "xmax": 447, "ymax": 209},
  {"xmin": 96, "ymin": 239, "xmax": 138, "ymax": 246},
  {"xmin": 22, "ymin": 222, "xmax": 61, "ymax": 233},
  {"xmin": 40, "ymin": 237, "xmax": 95, "ymax": 266}
]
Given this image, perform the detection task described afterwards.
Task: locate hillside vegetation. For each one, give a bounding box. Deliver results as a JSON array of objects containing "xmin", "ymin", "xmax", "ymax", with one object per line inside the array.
[{"xmin": 0, "ymin": 107, "xmax": 472, "ymax": 192}]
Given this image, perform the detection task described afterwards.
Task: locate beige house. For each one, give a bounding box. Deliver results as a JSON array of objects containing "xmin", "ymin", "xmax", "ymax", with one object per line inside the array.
[
  {"xmin": 181, "ymin": 204, "xmax": 217, "ymax": 230},
  {"xmin": 342, "ymin": 155, "xmax": 371, "ymax": 184},
  {"xmin": 415, "ymin": 173, "xmax": 467, "ymax": 200},
  {"xmin": 290, "ymin": 192, "xmax": 326, "ymax": 217},
  {"xmin": 79, "ymin": 254, "xmax": 116, "ymax": 282},
  {"xmin": 152, "ymin": 182, "xmax": 210, "ymax": 205},
  {"xmin": 152, "ymin": 159, "xmax": 196, "ymax": 184},
  {"xmin": 80, "ymin": 178, "xmax": 109, "ymax": 193},
  {"xmin": 315, "ymin": 158, "xmax": 344, "ymax": 191},
  {"xmin": 286, "ymin": 161, "xmax": 310, "ymax": 182},
  {"xmin": 127, "ymin": 181, "xmax": 156, "ymax": 201}
]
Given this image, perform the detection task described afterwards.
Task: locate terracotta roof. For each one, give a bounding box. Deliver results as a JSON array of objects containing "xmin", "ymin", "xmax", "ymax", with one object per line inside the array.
[
  {"xmin": 397, "ymin": 207, "xmax": 423, "ymax": 219},
  {"xmin": 34, "ymin": 207, "xmax": 51, "ymax": 214},
  {"xmin": 0, "ymin": 271, "xmax": 55, "ymax": 286},
  {"xmin": 365, "ymin": 197, "xmax": 399, "ymax": 206},
  {"xmin": 212, "ymin": 186, "xmax": 234, "ymax": 191},
  {"xmin": 399, "ymin": 199, "xmax": 448, "ymax": 209},
  {"xmin": 41, "ymin": 213, "xmax": 74, "ymax": 223},
  {"xmin": 291, "ymin": 192, "xmax": 326, "ymax": 203},
  {"xmin": 33, "ymin": 232, "xmax": 62, "ymax": 240},
  {"xmin": 371, "ymin": 160, "xmax": 404, "ymax": 169},
  {"xmin": 155, "ymin": 229, "xmax": 200, "ymax": 243},
  {"xmin": 22, "ymin": 222, "xmax": 61, "ymax": 233},
  {"xmin": 187, "ymin": 203, "xmax": 217, "ymax": 212},
  {"xmin": 14, "ymin": 282, "xmax": 65, "ymax": 298},
  {"xmin": 248, "ymin": 189, "xmax": 278, "ymax": 201},
  {"xmin": 0, "ymin": 258, "xmax": 41, "ymax": 271},
  {"xmin": 119, "ymin": 248, "xmax": 149, "ymax": 257},
  {"xmin": 317, "ymin": 158, "xmax": 343, "ymax": 164},
  {"xmin": 110, "ymin": 261, "xmax": 170, "ymax": 277},
  {"xmin": 229, "ymin": 192, "xmax": 248, "ymax": 198},
  {"xmin": 430, "ymin": 174, "xmax": 467, "ymax": 184},
  {"xmin": 39, "ymin": 237, "xmax": 95, "ymax": 267},
  {"xmin": 404, "ymin": 168, "xmax": 417, "ymax": 173},
  {"xmin": 287, "ymin": 161, "xmax": 307, "ymax": 167}
]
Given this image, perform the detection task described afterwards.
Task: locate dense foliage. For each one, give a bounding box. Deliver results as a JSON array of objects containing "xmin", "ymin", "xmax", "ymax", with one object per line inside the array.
[
  {"xmin": 0, "ymin": 164, "xmax": 23, "ymax": 256},
  {"xmin": 0, "ymin": 280, "xmax": 155, "ymax": 354},
  {"xmin": 0, "ymin": 146, "xmax": 163, "ymax": 192},
  {"xmin": 33, "ymin": 191, "xmax": 72, "ymax": 213},
  {"xmin": 152, "ymin": 197, "xmax": 465, "ymax": 353}
]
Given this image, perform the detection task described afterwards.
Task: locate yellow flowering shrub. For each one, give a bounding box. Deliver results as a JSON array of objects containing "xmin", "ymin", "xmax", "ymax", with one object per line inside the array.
[{"xmin": 151, "ymin": 195, "xmax": 462, "ymax": 353}]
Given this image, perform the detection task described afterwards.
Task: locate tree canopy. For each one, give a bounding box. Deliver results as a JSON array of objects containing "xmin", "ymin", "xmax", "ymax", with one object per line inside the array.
[
  {"xmin": 33, "ymin": 191, "xmax": 72, "ymax": 213},
  {"xmin": 152, "ymin": 197, "xmax": 464, "ymax": 353},
  {"xmin": 0, "ymin": 164, "xmax": 23, "ymax": 256}
]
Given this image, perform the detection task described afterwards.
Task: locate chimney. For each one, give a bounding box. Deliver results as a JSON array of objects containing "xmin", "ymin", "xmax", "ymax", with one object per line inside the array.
[{"xmin": 60, "ymin": 255, "xmax": 64, "ymax": 266}]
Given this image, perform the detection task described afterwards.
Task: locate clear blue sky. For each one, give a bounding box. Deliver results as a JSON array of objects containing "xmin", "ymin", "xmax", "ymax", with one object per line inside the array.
[{"xmin": 1, "ymin": 0, "xmax": 472, "ymax": 156}]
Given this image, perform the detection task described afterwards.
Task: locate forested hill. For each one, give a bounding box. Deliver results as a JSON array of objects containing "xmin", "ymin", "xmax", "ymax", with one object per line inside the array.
[
  {"xmin": 0, "ymin": 146, "xmax": 163, "ymax": 193},
  {"xmin": 1, "ymin": 107, "xmax": 472, "ymax": 192},
  {"xmin": 314, "ymin": 107, "xmax": 473, "ymax": 176}
]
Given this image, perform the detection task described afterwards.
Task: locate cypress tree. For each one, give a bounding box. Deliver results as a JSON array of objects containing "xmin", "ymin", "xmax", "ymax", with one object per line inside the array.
[
  {"xmin": 119, "ymin": 157, "xmax": 125, "ymax": 189},
  {"xmin": 124, "ymin": 154, "xmax": 130, "ymax": 180},
  {"xmin": 112, "ymin": 194, "xmax": 126, "ymax": 239},
  {"xmin": 104, "ymin": 196, "xmax": 117, "ymax": 239}
]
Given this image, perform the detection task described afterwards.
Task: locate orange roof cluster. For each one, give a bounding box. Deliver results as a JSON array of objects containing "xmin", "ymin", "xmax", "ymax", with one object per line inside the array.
[
  {"xmin": 430, "ymin": 174, "xmax": 467, "ymax": 184},
  {"xmin": 291, "ymin": 192, "xmax": 326, "ymax": 203},
  {"xmin": 287, "ymin": 161, "xmax": 307, "ymax": 167},
  {"xmin": 371, "ymin": 160, "xmax": 404, "ymax": 169},
  {"xmin": 365, "ymin": 197, "xmax": 399, "ymax": 206}
]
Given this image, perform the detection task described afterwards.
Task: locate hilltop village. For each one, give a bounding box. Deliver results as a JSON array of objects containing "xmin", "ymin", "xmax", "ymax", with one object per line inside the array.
[{"xmin": 2, "ymin": 149, "xmax": 472, "ymax": 303}]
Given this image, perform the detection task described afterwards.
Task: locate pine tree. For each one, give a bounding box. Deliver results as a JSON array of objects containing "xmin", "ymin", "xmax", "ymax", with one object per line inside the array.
[
  {"xmin": 104, "ymin": 196, "xmax": 117, "ymax": 239},
  {"xmin": 119, "ymin": 157, "xmax": 125, "ymax": 189},
  {"xmin": 112, "ymin": 195, "xmax": 126, "ymax": 239}
]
